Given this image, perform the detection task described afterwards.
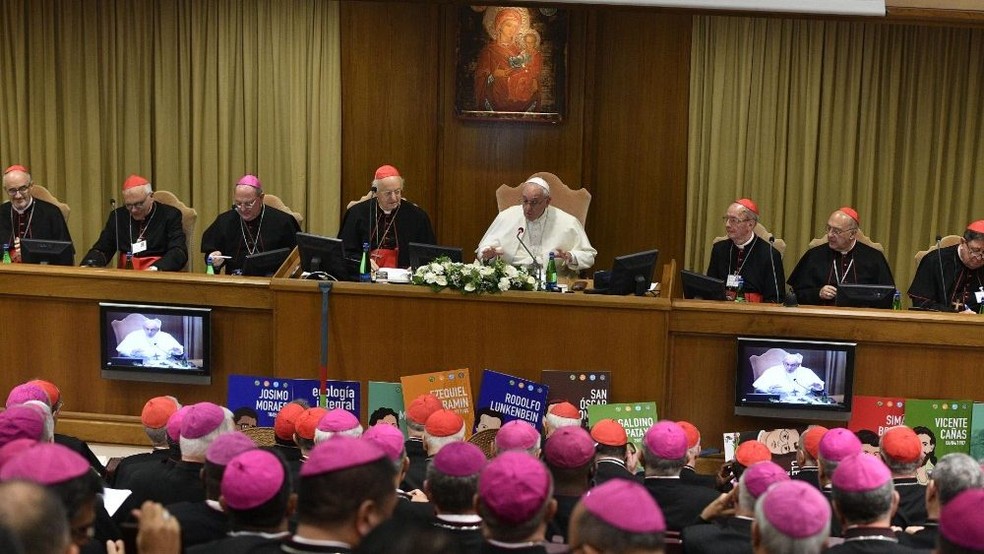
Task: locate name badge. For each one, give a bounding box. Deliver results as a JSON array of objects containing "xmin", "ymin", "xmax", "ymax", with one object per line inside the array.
[
  {"xmin": 975, "ymin": 289, "xmax": 984, "ymax": 304},
  {"xmin": 131, "ymin": 240, "xmax": 148, "ymax": 254},
  {"xmin": 726, "ymin": 274, "xmax": 741, "ymax": 288}
]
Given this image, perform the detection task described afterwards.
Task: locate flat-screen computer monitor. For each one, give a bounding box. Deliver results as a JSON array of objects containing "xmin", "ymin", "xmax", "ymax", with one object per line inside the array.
[
  {"xmin": 835, "ymin": 284, "xmax": 895, "ymax": 309},
  {"xmin": 604, "ymin": 249, "xmax": 659, "ymax": 296},
  {"xmin": 408, "ymin": 242, "xmax": 463, "ymax": 268},
  {"xmin": 296, "ymin": 232, "xmax": 356, "ymax": 281},
  {"xmin": 19, "ymin": 238, "xmax": 74, "ymax": 266},
  {"xmin": 681, "ymin": 270, "xmax": 727, "ymax": 301},
  {"xmin": 241, "ymin": 247, "xmax": 292, "ymax": 277}
]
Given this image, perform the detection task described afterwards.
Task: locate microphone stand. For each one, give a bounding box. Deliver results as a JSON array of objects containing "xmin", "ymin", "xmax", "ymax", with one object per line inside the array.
[
  {"xmin": 768, "ymin": 235, "xmax": 780, "ymax": 304},
  {"xmin": 936, "ymin": 235, "xmax": 948, "ymax": 311},
  {"xmin": 516, "ymin": 228, "xmax": 542, "ymax": 289},
  {"xmin": 111, "ymin": 198, "xmax": 119, "ymax": 266}
]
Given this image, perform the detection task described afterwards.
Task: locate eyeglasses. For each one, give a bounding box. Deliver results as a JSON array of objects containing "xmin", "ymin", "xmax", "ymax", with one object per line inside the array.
[
  {"xmin": 826, "ymin": 225, "xmax": 857, "ymax": 237},
  {"xmin": 377, "ymin": 188, "xmax": 403, "ymax": 199},
  {"xmin": 722, "ymin": 216, "xmax": 752, "ymax": 225},
  {"xmin": 234, "ymin": 198, "xmax": 260, "ymax": 210},
  {"xmin": 5, "ymin": 184, "xmax": 30, "ymax": 197},
  {"xmin": 966, "ymin": 244, "xmax": 984, "ymax": 259},
  {"xmin": 522, "ymin": 198, "xmax": 546, "ymax": 208},
  {"xmin": 124, "ymin": 196, "xmax": 151, "ymax": 210}
]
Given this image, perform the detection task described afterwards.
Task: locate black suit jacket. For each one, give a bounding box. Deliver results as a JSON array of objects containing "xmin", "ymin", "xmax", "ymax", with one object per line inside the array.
[
  {"xmin": 643, "ymin": 476, "xmax": 721, "ymax": 531},
  {"xmin": 681, "ymin": 517, "xmax": 753, "ymax": 554},
  {"xmin": 892, "ymin": 478, "xmax": 928, "ymax": 529}
]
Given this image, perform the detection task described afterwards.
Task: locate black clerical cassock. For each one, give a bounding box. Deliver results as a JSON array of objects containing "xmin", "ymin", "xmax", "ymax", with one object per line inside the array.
[
  {"xmin": 338, "ymin": 198, "xmax": 435, "ymax": 268},
  {"xmin": 788, "ymin": 242, "xmax": 895, "ymax": 305},
  {"xmin": 909, "ymin": 244, "xmax": 984, "ymax": 312},
  {"xmin": 0, "ymin": 198, "xmax": 75, "ymax": 265},
  {"xmin": 81, "ymin": 202, "xmax": 188, "ymax": 271},
  {"xmin": 707, "ymin": 235, "xmax": 785, "ymax": 303},
  {"xmin": 200, "ymin": 206, "xmax": 301, "ymax": 274}
]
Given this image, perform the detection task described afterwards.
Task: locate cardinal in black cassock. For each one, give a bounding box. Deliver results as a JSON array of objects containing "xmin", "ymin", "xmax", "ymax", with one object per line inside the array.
[{"xmin": 909, "ymin": 220, "xmax": 984, "ymax": 313}]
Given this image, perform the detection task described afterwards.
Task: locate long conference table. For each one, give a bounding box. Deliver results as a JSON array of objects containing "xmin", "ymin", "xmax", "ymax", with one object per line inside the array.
[{"xmin": 1, "ymin": 262, "xmax": 982, "ymax": 449}]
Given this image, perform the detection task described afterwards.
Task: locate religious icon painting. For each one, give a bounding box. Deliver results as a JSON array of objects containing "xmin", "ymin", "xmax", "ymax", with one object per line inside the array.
[{"xmin": 455, "ymin": 5, "xmax": 569, "ymax": 123}]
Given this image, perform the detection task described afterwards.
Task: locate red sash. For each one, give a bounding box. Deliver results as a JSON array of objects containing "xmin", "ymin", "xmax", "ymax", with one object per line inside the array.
[
  {"xmin": 371, "ymin": 247, "xmax": 399, "ymax": 269},
  {"xmin": 118, "ymin": 255, "xmax": 162, "ymax": 271}
]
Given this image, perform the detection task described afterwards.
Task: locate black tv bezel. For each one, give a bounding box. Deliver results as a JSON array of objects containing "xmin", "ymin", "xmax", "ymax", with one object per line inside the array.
[
  {"xmin": 407, "ymin": 242, "xmax": 463, "ymax": 268},
  {"xmin": 99, "ymin": 302, "xmax": 212, "ymax": 385},
  {"xmin": 834, "ymin": 283, "xmax": 896, "ymax": 309},
  {"xmin": 295, "ymin": 232, "xmax": 354, "ymax": 281},
  {"xmin": 680, "ymin": 269, "xmax": 727, "ymax": 301},
  {"xmin": 19, "ymin": 237, "xmax": 75, "ymax": 266},
  {"xmin": 606, "ymin": 248, "xmax": 660, "ymax": 296},
  {"xmin": 734, "ymin": 336, "xmax": 856, "ymax": 421}
]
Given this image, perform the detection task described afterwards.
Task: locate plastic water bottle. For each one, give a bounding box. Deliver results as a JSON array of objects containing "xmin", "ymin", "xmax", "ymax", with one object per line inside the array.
[
  {"xmin": 734, "ymin": 276, "xmax": 746, "ymax": 303},
  {"xmin": 206, "ymin": 256, "xmax": 215, "ymax": 275},
  {"xmin": 359, "ymin": 242, "xmax": 371, "ymax": 282},
  {"xmin": 892, "ymin": 290, "xmax": 902, "ymax": 311},
  {"xmin": 1, "ymin": 244, "xmax": 10, "ymax": 264},
  {"xmin": 545, "ymin": 252, "xmax": 558, "ymax": 291}
]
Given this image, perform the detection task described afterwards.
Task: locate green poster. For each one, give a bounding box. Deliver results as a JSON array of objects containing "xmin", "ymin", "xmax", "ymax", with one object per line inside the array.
[
  {"xmin": 368, "ymin": 381, "xmax": 407, "ymax": 438},
  {"xmin": 971, "ymin": 403, "xmax": 984, "ymax": 460},
  {"xmin": 904, "ymin": 398, "xmax": 973, "ymax": 484},
  {"xmin": 587, "ymin": 401, "xmax": 658, "ymax": 448}
]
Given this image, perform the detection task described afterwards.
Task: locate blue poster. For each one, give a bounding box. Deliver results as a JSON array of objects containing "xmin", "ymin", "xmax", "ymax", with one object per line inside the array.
[
  {"xmin": 476, "ymin": 369, "xmax": 549, "ymax": 431},
  {"xmin": 227, "ymin": 374, "xmax": 361, "ymax": 427}
]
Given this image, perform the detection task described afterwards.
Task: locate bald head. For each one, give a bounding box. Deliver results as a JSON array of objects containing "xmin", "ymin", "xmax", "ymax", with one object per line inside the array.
[{"xmin": 0, "ymin": 481, "xmax": 74, "ymax": 554}]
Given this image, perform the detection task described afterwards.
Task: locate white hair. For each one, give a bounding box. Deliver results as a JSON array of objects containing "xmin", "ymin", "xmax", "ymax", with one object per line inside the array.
[
  {"xmin": 314, "ymin": 424, "xmax": 364, "ymax": 444},
  {"xmin": 783, "ymin": 353, "xmax": 804, "ymax": 364},
  {"xmin": 179, "ymin": 408, "xmax": 234, "ymax": 460},
  {"xmin": 543, "ymin": 412, "xmax": 580, "ymax": 433},
  {"xmin": 22, "ymin": 400, "xmax": 54, "ymax": 442},
  {"xmin": 425, "ymin": 428, "xmax": 466, "ymax": 455}
]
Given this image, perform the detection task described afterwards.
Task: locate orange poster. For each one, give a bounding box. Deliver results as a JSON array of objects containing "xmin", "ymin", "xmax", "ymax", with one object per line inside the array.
[{"xmin": 401, "ymin": 368, "xmax": 474, "ymax": 438}]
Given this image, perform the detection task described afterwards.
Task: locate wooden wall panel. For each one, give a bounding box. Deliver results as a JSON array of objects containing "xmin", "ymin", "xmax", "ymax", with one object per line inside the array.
[
  {"xmin": 588, "ymin": 10, "xmax": 692, "ymax": 270},
  {"xmin": 339, "ymin": 2, "xmax": 441, "ymax": 227}
]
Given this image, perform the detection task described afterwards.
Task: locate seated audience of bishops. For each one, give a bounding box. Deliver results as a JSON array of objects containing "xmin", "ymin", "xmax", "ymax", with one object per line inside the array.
[
  {"xmin": 2, "ymin": 378, "xmax": 984, "ymax": 554},
  {"xmin": 5, "ymin": 163, "xmax": 984, "ymax": 312}
]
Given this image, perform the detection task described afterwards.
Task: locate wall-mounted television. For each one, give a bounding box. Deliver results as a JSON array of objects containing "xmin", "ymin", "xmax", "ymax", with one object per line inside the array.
[
  {"xmin": 735, "ymin": 337, "xmax": 856, "ymax": 421},
  {"xmin": 100, "ymin": 302, "xmax": 212, "ymax": 385}
]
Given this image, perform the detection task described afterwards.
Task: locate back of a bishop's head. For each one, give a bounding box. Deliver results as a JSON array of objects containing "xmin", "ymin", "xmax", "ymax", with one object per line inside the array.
[{"xmin": 755, "ymin": 480, "xmax": 831, "ymax": 554}]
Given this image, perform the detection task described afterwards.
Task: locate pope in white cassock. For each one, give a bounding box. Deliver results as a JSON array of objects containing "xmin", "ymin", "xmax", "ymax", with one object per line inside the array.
[
  {"xmin": 476, "ymin": 175, "xmax": 596, "ymax": 277},
  {"xmin": 117, "ymin": 318, "xmax": 185, "ymax": 359},
  {"xmin": 752, "ymin": 353, "xmax": 824, "ymax": 397}
]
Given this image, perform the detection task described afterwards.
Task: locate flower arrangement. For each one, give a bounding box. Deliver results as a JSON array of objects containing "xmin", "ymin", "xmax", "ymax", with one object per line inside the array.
[{"xmin": 411, "ymin": 256, "xmax": 540, "ymax": 294}]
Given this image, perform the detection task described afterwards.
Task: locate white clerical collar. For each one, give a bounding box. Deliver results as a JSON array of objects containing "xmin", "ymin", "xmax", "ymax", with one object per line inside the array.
[
  {"xmin": 11, "ymin": 197, "xmax": 33, "ymax": 215},
  {"xmin": 834, "ymin": 239, "xmax": 857, "ymax": 255},
  {"xmin": 437, "ymin": 514, "xmax": 482, "ymax": 524},
  {"xmin": 735, "ymin": 234, "xmax": 755, "ymax": 249},
  {"xmin": 291, "ymin": 535, "xmax": 352, "ymax": 548}
]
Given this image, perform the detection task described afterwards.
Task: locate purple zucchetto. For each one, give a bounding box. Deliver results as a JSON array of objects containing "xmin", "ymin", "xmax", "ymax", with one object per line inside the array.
[
  {"xmin": 0, "ymin": 443, "xmax": 90, "ymax": 484},
  {"xmin": 818, "ymin": 427, "xmax": 862, "ymax": 462},
  {"xmin": 831, "ymin": 453, "xmax": 891, "ymax": 493},
  {"xmin": 301, "ymin": 436, "xmax": 386, "ymax": 477},
  {"xmin": 643, "ymin": 421, "xmax": 688, "ymax": 460},
  {"xmin": 939, "ymin": 488, "xmax": 984, "ymax": 549},
  {"xmin": 742, "ymin": 461, "xmax": 790, "ymax": 499},
  {"xmin": 181, "ymin": 402, "xmax": 226, "ymax": 439},
  {"xmin": 582, "ymin": 479, "xmax": 666, "ymax": 534},
  {"xmin": 544, "ymin": 426, "xmax": 595, "ymax": 469},
  {"xmin": 222, "ymin": 449, "xmax": 286, "ymax": 510},
  {"xmin": 759, "ymin": 480, "xmax": 830, "ymax": 538},
  {"xmin": 5, "ymin": 384, "xmax": 49, "ymax": 407},
  {"xmin": 0, "ymin": 405, "xmax": 45, "ymax": 445},
  {"xmin": 478, "ymin": 452, "xmax": 550, "ymax": 525},
  {"xmin": 433, "ymin": 441, "xmax": 486, "ymax": 477},
  {"xmin": 495, "ymin": 420, "xmax": 540, "ymax": 451},
  {"xmin": 362, "ymin": 423, "xmax": 407, "ymax": 462},
  {"xmin": 316, "ymin": 408, "xmax": 362, "ymax": 433},
  {"xmin": 166, "ymin": 406, "xmax": 191, "ymax": 442},
  {"xmin": 205, "ymin": 432, "xmax": 257, "ymax": 466}
]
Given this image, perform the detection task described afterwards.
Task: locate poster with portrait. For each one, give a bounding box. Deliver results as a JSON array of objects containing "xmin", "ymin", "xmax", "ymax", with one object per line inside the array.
[{"xmin": 455, "ymin": 6, "xmax": 568, "ymax": 122}]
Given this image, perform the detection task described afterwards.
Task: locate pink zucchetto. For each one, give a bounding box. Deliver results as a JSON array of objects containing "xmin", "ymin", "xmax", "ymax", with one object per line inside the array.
[
  {"xmin": 166, "ymin": 406, "xmax": 191, "ymax": 442},
  {"xmin": 432, "ymin": 441, "xmax": 487, "ymax": 477},
  {"xmin": 317, "ymin": 408, "xmax": 361, "ymax": 434},
  {"xmin": 544, "ymin": 426, "xmax": 595, "ymax": 469},
  {"xmin": 6, "ymin": 383, "xmax": 49, "ymax": 408},
  {"xmin": 181, "ymin": 402, "xmax": 227, "ymax": 439},
  {"xmin": 742, "ymin": 461, "xmax": 790, "ymax": 499},
  {"xmin": 222, "ymin": 449, "xmax": 286, "ymax": 511},
  {"xmin": 818, "ymin": 427, "xmax": 862, "ymax": 462},
  {"xmin": 301, "ymin": 436, "xmax": 386, "ymax": 477},
  {"xmin": 495, "ymin": 420, "xmax": 540, "ymax": 452},
  {"xmin": 759, "ymin": 480, "xmax": 831, "ymax": 538},
  {"xmin": 0, "ymin": 405, "xmax": 45, "ymax": 445},
  {"xmin": 582, "ymin": 479, "xmax": 666, "ymax": 534},
  {"xmin": 362, "ymin": 423, "xmax": 407, "ymax": 462},
  {"xmin": 831, "ymin": 453, "xmax": 891, "ymax": 493},
  {"xmin": 479, "ymin": 451, "xmax": 551, "ymax": 525},
  {"xmin": 236, "ymin": 174, "xmax": 262, "ymax": 189},
  {"xmin": 939, "ymin": 488, "xmax": 984, "ymax": 549},
  {"xmin": 204, "ymin": 432, "xmax": 257, "ymax": 466},
  {"xmin": 0, "ymin": 443, "xmax": 90, "ymax": 485},
  {"xmin": 643, "ymin": 421, "xmax": 688, "ymax": 460}
]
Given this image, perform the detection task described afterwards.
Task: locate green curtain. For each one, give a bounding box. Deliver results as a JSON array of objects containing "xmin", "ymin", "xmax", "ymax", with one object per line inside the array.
[
  {"xmin": 0, "ymin": 0, "xmax": 341, "ymax": 271},
  {"xmin": 687, "ymin": 15, "xmax": 984, "ymax": 299}
]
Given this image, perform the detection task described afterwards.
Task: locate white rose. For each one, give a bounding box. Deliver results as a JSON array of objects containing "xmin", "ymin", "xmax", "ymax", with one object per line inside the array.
[
  {"xmin": 424, "ymin": 272, "xmax": 436, "ymax": 283},
  {"xmin": 504, "ymin": 264, "xmax": 518, "ymax": 277},
  {"xmin": 436, "ymin": 276, "xmax": 447, "ymax": 287},
  {"xmin": 498, "ymin": 278, "xmax": 511, "ymax": 291},
  {"xmin": 464, "ymin": 282, "xmax": 476, "ymax": 292}
]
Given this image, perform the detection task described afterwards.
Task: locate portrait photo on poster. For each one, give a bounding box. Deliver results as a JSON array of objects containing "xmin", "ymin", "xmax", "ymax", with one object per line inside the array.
[{"xmin": 455, "ymin": 5, "xmax": 568, "ymax": 123}]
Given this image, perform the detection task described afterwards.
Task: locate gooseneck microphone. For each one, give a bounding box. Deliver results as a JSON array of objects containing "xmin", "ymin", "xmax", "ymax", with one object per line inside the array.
[
  {"xmin": 768, "ymin": 235, "xmax": 780, "ymax": 304},
  {"xmin": 515, "ymin": 227, "xmax": 542, "ymax": 286},
  {"xmin": 111, "ymin": 198, "xmax": 120, "ymax": 266},
  {"xmin": 936, "ymin": 235, "xmax": 947, "ymax": 310}
]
